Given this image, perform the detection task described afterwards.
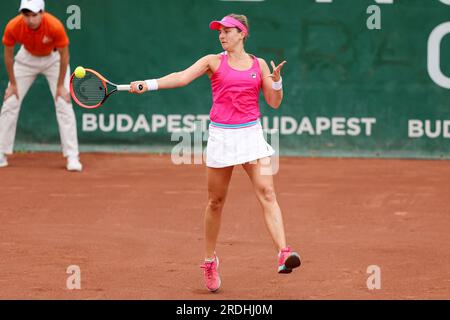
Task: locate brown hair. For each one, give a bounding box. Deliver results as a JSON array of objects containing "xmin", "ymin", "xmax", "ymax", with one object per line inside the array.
[{"xmin": 228, "ymin": 13, "xmax": 250, "ymax": 41}]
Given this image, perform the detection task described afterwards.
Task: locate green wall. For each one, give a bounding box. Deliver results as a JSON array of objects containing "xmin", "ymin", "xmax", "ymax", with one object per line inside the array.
[{"xmin": 1, "ymin": 0, "xmax": 450, "ymax": 158}]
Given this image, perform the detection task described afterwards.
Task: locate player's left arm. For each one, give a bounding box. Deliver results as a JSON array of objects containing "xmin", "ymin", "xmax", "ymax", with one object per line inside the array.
[
  {"xmin": 259, "ymin": 58, "xmax": 287, "ymax": 109},
  {"xmin": 53, "ymin": 16, "xmax": 71, "ymax": 103},
  {"xmin": 55, "ymin": 45, "xmax": 70, "ymax": 103}
]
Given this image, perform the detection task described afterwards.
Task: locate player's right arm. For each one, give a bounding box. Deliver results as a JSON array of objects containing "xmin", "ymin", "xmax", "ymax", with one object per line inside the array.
[
  {"xmin": 3, "ymin": 45, "xmax": 18, "ymax": 101},
  {"xmin": 129, "ymin": 54, "xmax": 217, "ymax": 93}
]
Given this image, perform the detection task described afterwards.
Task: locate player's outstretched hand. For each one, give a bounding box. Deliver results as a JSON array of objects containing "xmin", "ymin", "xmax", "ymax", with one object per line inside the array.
[
  {"xmin": 267, "ymin": 60, "xmax": 287, "ymax": 82},
  {"xmin": 130, "ymin": 81, "xmax": 148, "ymax": 94}
]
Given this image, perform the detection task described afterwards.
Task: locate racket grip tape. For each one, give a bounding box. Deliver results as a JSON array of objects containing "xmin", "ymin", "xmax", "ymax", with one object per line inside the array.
[
  {"xmin": 117, "ymin": 84, "xmax": 144, "ymax": 92},
  {"xmin": 117, "ymin": 85, "xmax": 131, "ymax": 91}
]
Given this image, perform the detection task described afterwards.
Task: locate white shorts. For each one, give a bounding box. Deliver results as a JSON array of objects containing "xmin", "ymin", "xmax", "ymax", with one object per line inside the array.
[{"xmin": 206, "ymin": 121, "xmax": 275, "ymax": 168}]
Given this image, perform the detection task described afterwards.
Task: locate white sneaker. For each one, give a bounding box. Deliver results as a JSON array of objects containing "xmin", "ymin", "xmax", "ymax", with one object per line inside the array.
[
  {"xmin": 66, "ymin": 156, "xmax": 83, "ymax": 172},
  {"xmin": 0, "ymin": 153, "xmax": 8, "ymax": 168}
]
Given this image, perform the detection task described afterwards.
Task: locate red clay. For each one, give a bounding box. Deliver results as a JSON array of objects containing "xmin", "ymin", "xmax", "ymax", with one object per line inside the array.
[{"xmin": 0, "ymin": 153, "xmax": 449, "ymax": 299}]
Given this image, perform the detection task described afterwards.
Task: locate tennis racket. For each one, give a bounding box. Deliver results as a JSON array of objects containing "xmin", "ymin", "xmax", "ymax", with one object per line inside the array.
[{"xmin": 69, "ymin": 68, "xmax": 143, "ymax": 109}]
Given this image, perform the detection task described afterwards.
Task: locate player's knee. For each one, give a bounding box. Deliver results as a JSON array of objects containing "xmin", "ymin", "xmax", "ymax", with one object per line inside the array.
[
  {"xmin": 55, "ymin": 99, "xmax": 73, "ymax": 111},
  {"xmin": 207, "ymin": 197, "xmax": 224, "ymax": 212},
  {"xmin": 260, "ymin": 186, "xmax": 277, "ymax": 203},
  {"xmin": 2, "ymin": 96, "xmax": 20, "ymax": 112}
]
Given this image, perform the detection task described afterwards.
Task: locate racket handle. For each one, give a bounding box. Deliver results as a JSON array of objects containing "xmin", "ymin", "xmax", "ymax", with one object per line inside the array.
[
  {"xmin": 117, "ymin": 84, "xmax": 144, "ymax": 92},
  {"xmin": 117, "ymin": 85, "xmax": 131, "ymax": 91}
]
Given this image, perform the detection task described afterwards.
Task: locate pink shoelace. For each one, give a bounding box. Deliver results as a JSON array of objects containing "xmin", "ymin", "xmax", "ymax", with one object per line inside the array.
[{"xmin": 201, "ymin": 261, "xmax": 215, "ymax": 280}]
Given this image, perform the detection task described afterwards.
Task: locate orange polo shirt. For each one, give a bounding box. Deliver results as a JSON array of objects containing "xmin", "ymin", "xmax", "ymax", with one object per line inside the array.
[{"xmin": 2, "ymin": 12, "xmax": 69, "ymax": 56}]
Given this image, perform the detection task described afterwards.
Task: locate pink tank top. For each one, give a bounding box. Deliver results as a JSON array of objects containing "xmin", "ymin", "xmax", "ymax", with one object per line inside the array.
[{"xmin": 209, "ymin": 53, "xmax": 262, "ymax": 125}]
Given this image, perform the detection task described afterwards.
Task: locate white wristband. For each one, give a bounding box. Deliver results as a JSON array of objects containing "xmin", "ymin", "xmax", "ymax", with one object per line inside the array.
[
  {"xmin": 145, "ymin": 79, "xmax": 159, "ymax": 91},
  {"xmin": 272, "ymin": 77, "xmax": 283, "ymax": 91}
]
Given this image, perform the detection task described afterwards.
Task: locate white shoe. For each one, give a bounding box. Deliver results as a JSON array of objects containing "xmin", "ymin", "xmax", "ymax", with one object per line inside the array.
[
  {"xmin": 66, "ymin": 156, "xmax": 83, "ymax": 172},
  {"xmin": 0, "ymin": 153, "xmax": 8, "ymax": 168}
]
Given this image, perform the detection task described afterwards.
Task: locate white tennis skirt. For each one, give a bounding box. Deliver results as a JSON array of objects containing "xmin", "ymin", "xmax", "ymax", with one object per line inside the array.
[{"xmin": 206, "ymin": 120, "xmax": 275, "ymax": 168}]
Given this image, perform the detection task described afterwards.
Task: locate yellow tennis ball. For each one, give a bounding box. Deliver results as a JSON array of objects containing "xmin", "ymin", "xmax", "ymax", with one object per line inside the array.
[{"xmin": 74, "ymin": 66, "xmax": 86, "ymax": 79}]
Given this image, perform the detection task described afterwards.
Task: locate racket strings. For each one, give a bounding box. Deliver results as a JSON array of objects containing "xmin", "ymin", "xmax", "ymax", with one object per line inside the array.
[{"xmin": 71, "ymin": 72, "xmax": 107, "ymax": 107}]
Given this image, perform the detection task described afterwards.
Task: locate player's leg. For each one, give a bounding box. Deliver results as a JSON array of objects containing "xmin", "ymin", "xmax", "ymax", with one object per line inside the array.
[
  {"xmin": 242, "ymin": 158, "xmax": 301, "ymax": 273},
  {"xmin": 0, "ymin": 59, "xmax": 38, "ymax": 166},
  {"xmin": 242, "ymin": 158, "xmax": 286, "ymax": 250},
  {"xmin": 201, "ymin": 165, "xmax": 234, "ymax": 292},
  {"xmin": 42, "ymin": 57, "xmax": 81, "ymax": 171},
  {"xmin": 204, "ymin": 165, "xmax": 234, "ymax": 259}
]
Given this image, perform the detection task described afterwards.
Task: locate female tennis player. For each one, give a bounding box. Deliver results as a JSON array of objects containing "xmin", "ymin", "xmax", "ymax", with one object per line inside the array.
[{"xmin": 130, "ymin": 14, "xmax": 301, "ymax": 293}]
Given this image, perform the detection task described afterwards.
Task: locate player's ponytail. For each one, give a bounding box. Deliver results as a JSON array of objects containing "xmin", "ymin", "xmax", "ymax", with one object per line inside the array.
[{"xmin": 228, "ymin": 14, "xmax": 250, "ymax": 41}]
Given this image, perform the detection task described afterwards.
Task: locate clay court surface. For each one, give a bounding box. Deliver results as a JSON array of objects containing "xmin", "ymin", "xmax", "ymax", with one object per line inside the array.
[{"xmin": 0, "ymin": 152, "xmax": 449, "ymax": 299}]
